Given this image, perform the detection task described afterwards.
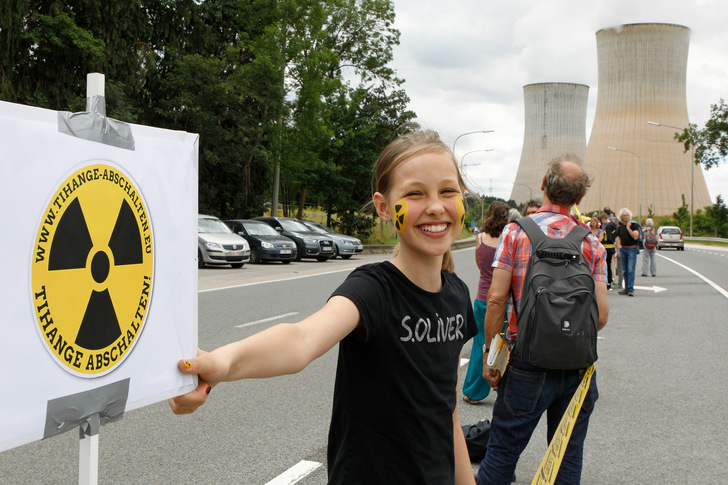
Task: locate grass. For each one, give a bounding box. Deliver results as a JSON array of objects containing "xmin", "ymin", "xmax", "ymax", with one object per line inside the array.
[{"xmin": 686, "ymin": 239, "xmax": 728, "ymax": 248}]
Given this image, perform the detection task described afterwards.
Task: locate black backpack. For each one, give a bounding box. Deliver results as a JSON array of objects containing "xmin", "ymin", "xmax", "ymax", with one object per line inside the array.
[{"xmin": 513, "ymin": 217, "xmax": 599, "ymax": 370}]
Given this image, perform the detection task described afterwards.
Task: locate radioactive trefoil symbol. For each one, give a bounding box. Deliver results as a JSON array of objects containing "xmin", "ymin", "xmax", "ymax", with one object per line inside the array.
[{"xmin": 32, "ymin": 164, "xmax": 153, "ymax": 377}]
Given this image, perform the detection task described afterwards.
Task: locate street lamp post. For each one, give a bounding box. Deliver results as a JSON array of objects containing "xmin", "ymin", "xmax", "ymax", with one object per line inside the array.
[
  {"xmin": 452, "ymin": 130, "xmax": 494, "ymax": 156},
  {"xmin": 511, "ymin": 183, "xmax": 533, "ymax": 200},
  {"xmin": 647, "ymin": 121, "xmax": 694, "ymax": 237},
  {"xmin": 460, "ymin": 148, "xmax": 494, "ymax": 167},
  {"xmin": 608, "ymin": 146, "xmax": 643, "ymax": 223}
]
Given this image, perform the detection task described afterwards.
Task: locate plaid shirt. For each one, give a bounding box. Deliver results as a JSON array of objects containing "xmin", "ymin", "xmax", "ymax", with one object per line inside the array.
[{"xmin": 493, "ymin": 204, "xmax": 607, "ymax": 340}]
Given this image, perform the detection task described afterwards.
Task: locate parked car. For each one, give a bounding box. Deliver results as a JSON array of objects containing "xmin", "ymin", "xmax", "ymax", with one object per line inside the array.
[
  {"xmin": 225, "ymin": 219, "xmax": 297, "ymax": 264},
  {"xmin": 253, "ymin": 216, "xmax": 334, "ymax": 261},
  {"xmin": 656, "ymin": 225, "xmax": 684, "ymax": 250},
  {"xmin": 198, "ymin": 214, "xmax": 250, "ymax": 268},
  {"xmin": 301, "ymin": 221, "xmax": 363, "ymax": 259}
]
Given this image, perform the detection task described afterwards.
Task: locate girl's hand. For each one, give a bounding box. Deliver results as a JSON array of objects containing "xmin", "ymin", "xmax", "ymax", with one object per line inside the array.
[{"xmin": 168, "ymin": 349, "xmax": 223, "ymax": 415}]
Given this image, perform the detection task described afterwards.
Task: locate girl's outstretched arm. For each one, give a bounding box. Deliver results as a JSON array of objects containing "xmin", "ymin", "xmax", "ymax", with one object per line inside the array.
[{"xmin": 169, "ymin": 295, "xmax": 360, "ymax": 415}]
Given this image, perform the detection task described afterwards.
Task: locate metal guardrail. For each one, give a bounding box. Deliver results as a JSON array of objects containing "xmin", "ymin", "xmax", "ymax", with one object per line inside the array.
[{"xmin": 685, "ymin": 236, "xmax": 728, "ymax": 244}]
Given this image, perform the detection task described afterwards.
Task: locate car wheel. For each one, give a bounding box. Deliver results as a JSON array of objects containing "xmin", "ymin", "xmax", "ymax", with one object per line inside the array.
[
  {"xmin": 316, "ymin": 256, "xmax": 329, "ymax": 262},
  {"xmin": 657, "ymin": 246, "xmax": 661, "ymax": 250},
  {"xmin": 331, "ymin": 245, "xmax": 339, "ymax": 259},
  {"xmin": 198, "ymin": 250, "xmax": 205, "ymax": 269},
  {"xmin": 281, "ymin": 260, "xmax": 291, "ymax": 264},
  {"xmin": 294, "ymin": 244, "xmax": 303, "ymax": 262},
  {"xmin": 341, "ymin": 255, "xmax": 352, "ymax": 259},
  {"xmin": 250, "ymin": 247, "xmax": 260, "ymax": 264},
  {"xmin": 231, "ymin": 263, "xmax": 244, "ymax": 268}
]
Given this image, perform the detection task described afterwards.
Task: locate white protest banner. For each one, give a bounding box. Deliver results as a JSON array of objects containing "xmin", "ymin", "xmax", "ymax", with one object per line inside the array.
[{"xmin": 0, "ymin": 100, "xmax": 198, "ymax": 452}]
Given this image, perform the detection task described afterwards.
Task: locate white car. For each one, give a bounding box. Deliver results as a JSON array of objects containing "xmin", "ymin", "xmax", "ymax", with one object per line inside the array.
[
  {"xmin": 656, "ymin": 226, "xmax": 684, "ymax": 250},
  {"xmin": 198, "ymin": 214, "xmax": 250, "ymax": 268}
]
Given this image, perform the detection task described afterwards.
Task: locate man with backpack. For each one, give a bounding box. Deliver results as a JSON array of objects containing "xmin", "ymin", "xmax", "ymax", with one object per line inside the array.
[{"xmin": 477, "ymin": 157, "xmax": 609, "ymax": 485}]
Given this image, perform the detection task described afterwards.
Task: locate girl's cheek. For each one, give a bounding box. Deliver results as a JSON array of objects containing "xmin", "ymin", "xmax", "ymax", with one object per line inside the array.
[
  {"xmin": 455, "ymin": 196, "xmax": 465, "ymax": 228},
  {"xmin": 392, "ymin": 199, "xmax": 409, "ymax": 233}
]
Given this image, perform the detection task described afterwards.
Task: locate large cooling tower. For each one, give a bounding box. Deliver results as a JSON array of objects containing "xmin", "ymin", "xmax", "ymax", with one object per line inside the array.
[
  {"xmin": 581, "ymin": 23, "xmax": 711, "ymax": 218},
  {"xmin": 510, "ymin": 83, "xmax": 589, "ymax": 204}
]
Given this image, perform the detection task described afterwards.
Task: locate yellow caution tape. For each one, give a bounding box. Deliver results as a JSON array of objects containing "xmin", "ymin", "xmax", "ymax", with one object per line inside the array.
[{"xmin": 531, "ymin": 365, "xmax": 595, "ymax": 485}]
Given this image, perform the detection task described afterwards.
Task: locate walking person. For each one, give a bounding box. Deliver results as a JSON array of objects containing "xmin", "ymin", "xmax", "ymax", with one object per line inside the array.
[
  {"xmin": 641, "ymin": 218, "xmax": 657, "ymax": 277},
  {"xmin": 615, "ymin": 207, "xmax": 640, "ymax": 297},
  {"xmin": 599, "ymin": 212, "xmax": 617, "ymax": 290},
  {"xmin": 477, "ymin": 157, "xmax": 609, "ymax": 485},
  {"xmin": 463, "ymin": 201, "xmax": 510, "ymax": 404},
  {"xmin": 169, "ymin": 130, "xmax": 479, "ymax": 484},
  {"xmin": 524, "ymin": 198, "xmax": 542, "ymax": 216}
]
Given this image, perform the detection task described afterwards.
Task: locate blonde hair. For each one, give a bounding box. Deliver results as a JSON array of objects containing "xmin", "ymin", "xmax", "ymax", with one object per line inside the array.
[{"xmin": 373, "ymin": 130, "xmax": 467, "ymax": 273}]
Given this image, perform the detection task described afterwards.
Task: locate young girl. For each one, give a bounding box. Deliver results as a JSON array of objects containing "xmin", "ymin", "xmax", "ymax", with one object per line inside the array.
[{"xmin": 169, "ymin": 130, "xmax": 478, "ymax": 484}]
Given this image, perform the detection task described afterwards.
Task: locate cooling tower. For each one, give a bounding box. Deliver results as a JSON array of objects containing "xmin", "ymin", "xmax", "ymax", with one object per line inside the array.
[
  {"xmin": 510, "ymin": 83, "xmax": 589, "ymax": 204},
  {"xmin": 581, "ymin": 23, "xmax": 711, "ymax": 218}
]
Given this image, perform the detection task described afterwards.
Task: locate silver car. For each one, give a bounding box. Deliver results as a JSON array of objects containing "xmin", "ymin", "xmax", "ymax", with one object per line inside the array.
[
  {"xmin": 301, "ymin": 221, "xmax": 363, "ymax": 259},
  {"xmin": 198, "ymin": 214, "xmax": 251, "ymax": 268},
  {"xmin": 656, "ymin": 226, "xmax": 684, "ymax": 250}
]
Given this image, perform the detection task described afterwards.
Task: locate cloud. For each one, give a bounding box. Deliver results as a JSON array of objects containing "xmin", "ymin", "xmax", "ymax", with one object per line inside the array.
[{"xmin": 391, "ymin": 0, "xmax": 728, "ymax": 202}]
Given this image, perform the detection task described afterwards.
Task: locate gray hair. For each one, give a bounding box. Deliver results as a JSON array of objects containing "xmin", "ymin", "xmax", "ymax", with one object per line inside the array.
[{"xmin": 618, "ymin": 207, "xmax": 633, "ymax": 220}]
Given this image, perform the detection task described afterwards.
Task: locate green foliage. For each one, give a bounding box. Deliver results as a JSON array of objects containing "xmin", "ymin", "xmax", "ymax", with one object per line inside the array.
[
  {"xmin": 678, "ymin": 99, "xmax": 728, "ymax": 170},
  {"xmin": 705, "ymin": 195, "xmax": 728, "ymax": 237},
  {"xmin": 672, "ymin": 194, "xmax": 690, "ymax": 232}
]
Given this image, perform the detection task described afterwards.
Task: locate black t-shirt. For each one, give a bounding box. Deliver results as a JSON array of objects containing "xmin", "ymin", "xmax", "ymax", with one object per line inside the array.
[
  {"xmin": 617, "ymin": 222, "xmax": 639, "ymax": 246},
  {"xmin": 327, "ymin": 261, "xmax": 478, "ymax": 485}
]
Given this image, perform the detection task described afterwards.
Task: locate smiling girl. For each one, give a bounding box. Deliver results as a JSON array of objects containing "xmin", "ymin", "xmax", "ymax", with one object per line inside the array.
[{"xmin": 169, "ymin": 130, "xmax": 478, "ymax": 484}]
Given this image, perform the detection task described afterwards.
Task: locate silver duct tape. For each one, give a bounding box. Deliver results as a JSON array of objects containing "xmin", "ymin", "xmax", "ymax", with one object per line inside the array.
[
  {"xmin": 43, "ymin": 378, "xmax": 129, "ymax": 439},
  {"xmin": 57, "ymin": 96, "xmax": 135, "ymax": 150}
]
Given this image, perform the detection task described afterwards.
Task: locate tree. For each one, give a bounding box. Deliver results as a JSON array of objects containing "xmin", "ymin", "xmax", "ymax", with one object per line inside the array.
[
  {"xmin": 705, "ymin": 195, "xmax": 728, "ymax": 238},
  {"xmin": 677, "ymin": 99, "xmax": 728, "ymax": 170},
  {"xmin": 672, "ymin": 194, "xmax": 690, "ymax": 232}
]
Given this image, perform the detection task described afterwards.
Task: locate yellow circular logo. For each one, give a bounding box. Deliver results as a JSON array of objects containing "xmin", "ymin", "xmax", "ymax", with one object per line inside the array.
[{"xmin": 31, "ymin": 164, "xmax": 154, "ymax": 377}]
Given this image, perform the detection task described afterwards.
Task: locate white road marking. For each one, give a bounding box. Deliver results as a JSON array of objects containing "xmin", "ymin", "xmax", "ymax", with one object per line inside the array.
[
  {"xmin": 633, "ymin": 285, "xmax": 667, "ymax": 293},
  {"xmin": 265, "ymin": 460, "xmax": 322, "ymax": 485},
  {"xmin": 659, "ymin": 254, "xmax": 728, "ymax": 300},
  {"xmin": 235, "ymin": 312, "xmax": 300, "ymax": 328}
]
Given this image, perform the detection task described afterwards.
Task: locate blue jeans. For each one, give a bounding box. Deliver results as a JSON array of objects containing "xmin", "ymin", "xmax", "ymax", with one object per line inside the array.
[
  {"xmin": 620, "ymin": 246, "xmax": 639, "ymax": 292},
  {"xmin": 463, "ymin": 299, "xmax": 491, "ymax": 401},
  {"xmin": 477, "ymin": 354, "xmax": 599, "ymax": 485}
]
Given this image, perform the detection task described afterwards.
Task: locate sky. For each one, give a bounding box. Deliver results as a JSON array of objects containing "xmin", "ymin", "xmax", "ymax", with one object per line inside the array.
[{"xmin": 389, "ymin": 0, "xmax": 728, "ymax": 206}]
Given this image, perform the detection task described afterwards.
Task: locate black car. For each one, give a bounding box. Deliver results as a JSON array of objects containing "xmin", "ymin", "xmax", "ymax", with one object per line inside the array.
[
  {"xmin": 253, "ymin": 216, "xmax": 334, "ymax": 261},
  {"xmin": 225, "ymin": 219, "xmax": 298, "ymax": 264}
]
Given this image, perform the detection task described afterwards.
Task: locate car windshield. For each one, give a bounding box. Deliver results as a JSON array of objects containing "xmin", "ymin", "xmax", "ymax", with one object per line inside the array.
[
  {"xmin": 198, "ymin": 218, "xmax": 233, "ymax": 234},
  {"xmin": 309, "ymin": 223, "xmax": 335, "ymax": 235},
  {"xmin": 244, "ymin": 222, "xmax": 279, "ymax": 236},
  {"xmin": 280, "ymin": 219, "xmax": 310, "ymax": 232}
]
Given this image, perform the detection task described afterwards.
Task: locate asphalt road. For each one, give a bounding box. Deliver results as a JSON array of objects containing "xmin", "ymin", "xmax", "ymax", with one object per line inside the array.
[{"xmin": 1, "ymin": 245, "xmax": 727, "ymax": 484}]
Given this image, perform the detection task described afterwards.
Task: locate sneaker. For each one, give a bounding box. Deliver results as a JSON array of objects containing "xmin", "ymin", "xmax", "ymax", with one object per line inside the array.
[
  {"xmin": 627, "ymin": 291, "xmax": 634, "ymax": 297},
  {"xmin": 618, "ymin": 290, "xmax": 629, "ymax": 295},
  {"xmin": 607, "ymin": 284, "xmax": 612, "ymax": 290},
  {"xmin": 641, "ymin": 274, "xmax": 648, "ymax": 277}
]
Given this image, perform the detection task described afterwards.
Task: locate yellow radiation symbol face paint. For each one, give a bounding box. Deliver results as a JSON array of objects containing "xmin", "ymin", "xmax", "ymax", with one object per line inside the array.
[
  {"xmin": 455, "ymin": 195, "xmax": 465, "ymax": 228},
  {"xmin": 31, "ymin": 163, "xmax": 154, "ymax": 377},
  {"xmin": 393, "ymin": 199, "xmax": 409, "ymax": 233}
]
